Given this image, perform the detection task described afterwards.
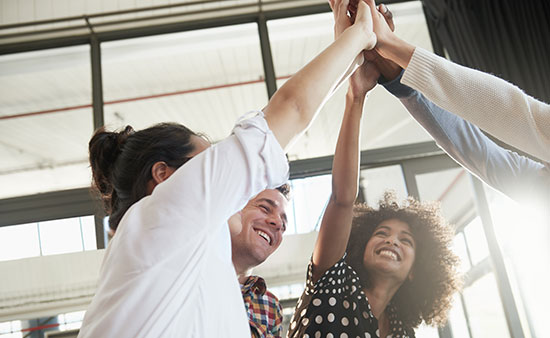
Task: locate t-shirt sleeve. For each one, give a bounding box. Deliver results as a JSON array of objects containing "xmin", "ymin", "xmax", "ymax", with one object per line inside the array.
[{"xmin": 148, "ymin": 111, "xmax": 289, "ymax": 235}]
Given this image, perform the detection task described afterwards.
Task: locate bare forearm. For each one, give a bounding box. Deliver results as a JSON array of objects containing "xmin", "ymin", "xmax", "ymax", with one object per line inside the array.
[
  {"xmin": 311, "ymin": 91, "xmax": 364, "ymax": 281},
  {"xmin": 376, "ymin": 34, "xmax": 416, "ymax": 70},
  {"xmin": 264, "ymin": 25, "xmax": 373, "ymax": 151},
  {"xmin": 331, "ymin": 91, "xmax": 364, "ymax": 205}
]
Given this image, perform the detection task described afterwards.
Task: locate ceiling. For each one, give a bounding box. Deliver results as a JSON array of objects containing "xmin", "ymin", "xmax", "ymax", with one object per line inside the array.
[{"xmin": 0, "ymin": 0, "xmax": 437, "ymax": 199}]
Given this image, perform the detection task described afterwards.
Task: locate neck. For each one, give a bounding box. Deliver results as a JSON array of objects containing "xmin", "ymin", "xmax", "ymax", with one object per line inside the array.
[
  {"xmin": 363, "ymin": 276, "xmax": 402, "ymax": 319},
  {"xmin": 233, "ymin": 259, "xmax": 253, "ymax": 284}
]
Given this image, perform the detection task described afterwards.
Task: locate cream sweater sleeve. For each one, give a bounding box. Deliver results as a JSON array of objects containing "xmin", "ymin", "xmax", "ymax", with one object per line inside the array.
[{"xmin": 401, "ymin": 47, "xmax": 550, "ymax": 162}]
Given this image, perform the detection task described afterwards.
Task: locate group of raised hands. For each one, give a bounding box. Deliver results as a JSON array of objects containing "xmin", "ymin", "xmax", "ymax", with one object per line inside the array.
[{"xmin": 329, "ymin": 0, "xmax": 414, "ymax": 98}]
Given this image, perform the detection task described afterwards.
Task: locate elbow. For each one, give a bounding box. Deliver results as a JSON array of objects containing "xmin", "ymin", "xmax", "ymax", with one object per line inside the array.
[{"xmin": 269, "ymin": 86, "xmax": 313, "ymax": 130}]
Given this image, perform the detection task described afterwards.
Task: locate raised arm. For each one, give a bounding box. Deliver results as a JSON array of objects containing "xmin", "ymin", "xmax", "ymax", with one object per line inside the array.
[
  {"xmin": 263, "ymin": 0, "xmax": 376, "ymax": 151},
  {"xmin": 310, "ymin": 77, "xmax": 367, "ymax": 282},
  {"xmin": 383, "ymin": 72, "xmax": 548, "ymax": 204},
  {"xmin": 310, "ymin": 0, "xmax": 381, "ymax": 282},
  {"xmin": 363, "ymin": 0, "xmax": 550, "ymax": 162}
]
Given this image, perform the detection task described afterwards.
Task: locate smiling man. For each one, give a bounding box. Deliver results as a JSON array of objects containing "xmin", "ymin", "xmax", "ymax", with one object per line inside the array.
[{"xmin": 228, "ymin": 184, "xmax": 290, "ymax": 338}]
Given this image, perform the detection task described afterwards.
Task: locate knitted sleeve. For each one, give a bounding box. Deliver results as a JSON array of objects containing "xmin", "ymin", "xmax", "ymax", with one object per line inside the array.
[{"xmin": 402, "ymin": 47, "xmax": 550, "ymax": 162}]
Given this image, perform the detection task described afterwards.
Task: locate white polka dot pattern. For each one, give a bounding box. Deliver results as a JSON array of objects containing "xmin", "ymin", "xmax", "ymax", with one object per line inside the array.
[{"xmin": 287, "ymin": 256, "xmax": 414, "ymax": 338}]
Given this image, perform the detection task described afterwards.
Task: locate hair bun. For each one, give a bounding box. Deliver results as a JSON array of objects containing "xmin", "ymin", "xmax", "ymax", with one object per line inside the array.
[{"xmin": 89, "ymin": 126, "xmax": 134, "ymax": 197}]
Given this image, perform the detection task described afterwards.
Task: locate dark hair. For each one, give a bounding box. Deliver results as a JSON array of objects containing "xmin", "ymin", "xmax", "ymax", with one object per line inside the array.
[
  {"xmin": 345, "ymin": 191, "xmax": 461, "ymax": 329},
  {"xmin": 89, "ymin": 123, "xmax": 200, "ymax": 231},
  {"xmin": 275, "ymin": 183, "xmax": 292, "ymax": 200}
]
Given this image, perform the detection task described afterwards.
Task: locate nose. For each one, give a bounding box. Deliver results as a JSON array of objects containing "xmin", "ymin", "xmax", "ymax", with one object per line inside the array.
[
  {"xmin": 385, "ymin": 237, "xmax": 399, "ymax": 247},
  {"xmin": 267, "ymin": 215, "xmax": 283, "ymax": 231}
]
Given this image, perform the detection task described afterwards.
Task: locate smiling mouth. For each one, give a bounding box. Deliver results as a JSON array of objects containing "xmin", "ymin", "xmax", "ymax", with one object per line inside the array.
[
  {"xmin": 376, "ymin": 249, "xmax": 399, "ymax": 261},
  {"xmin": 255, "ymin": 230, "xmax": 272, "ymax": 245}
]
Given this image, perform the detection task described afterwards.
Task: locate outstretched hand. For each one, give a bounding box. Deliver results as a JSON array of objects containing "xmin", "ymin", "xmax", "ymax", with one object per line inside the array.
[
  {"xmin": 345, "ymin": 1, "xmax": 401, "ymax": 96},
  {"xmin": 363, "ymin": 2, "xmax": 402, "ymax": 81},
  {"xmin": 330, "ymin": 0, "xmax": 377, "ymax": 49},
  {"xmin": 363, "ymin": 0, "xmax": 397, "ymax": 58},
  {"xmin": 348, "ymin": 51, "xmax": 380, "ymax": 98},
  {"xmin": 328, "ymin": 0, "xmax": 352, "ymax": 39}
]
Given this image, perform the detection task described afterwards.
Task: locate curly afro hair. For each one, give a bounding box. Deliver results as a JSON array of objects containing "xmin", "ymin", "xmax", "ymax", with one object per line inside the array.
[{"xmin": 345, "ymin": 191, "xmax": 462, "ymax": 329}]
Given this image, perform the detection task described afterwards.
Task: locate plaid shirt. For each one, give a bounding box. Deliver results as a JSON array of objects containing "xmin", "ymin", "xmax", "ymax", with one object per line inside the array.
[{"xmin": 241, "ymin": 275, "xmax": 283, "ymax": 338}]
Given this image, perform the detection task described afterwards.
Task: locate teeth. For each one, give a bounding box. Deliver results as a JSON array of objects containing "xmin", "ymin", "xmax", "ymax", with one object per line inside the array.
[
  {"xmin": 256, "ymin": 230, "xmax": 271, "ymax": 245},
  {"xmin": 379, "ymin": 250, "xmax": 398, "ymax": 261}
]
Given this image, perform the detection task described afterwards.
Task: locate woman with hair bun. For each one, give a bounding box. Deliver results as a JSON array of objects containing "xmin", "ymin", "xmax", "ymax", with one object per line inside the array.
[{"xmin": 78, "ymin": 3, "xmax": 378, "ymax": 337}]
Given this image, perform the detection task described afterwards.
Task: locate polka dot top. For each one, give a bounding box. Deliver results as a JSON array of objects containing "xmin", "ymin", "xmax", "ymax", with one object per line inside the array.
[{"xmin": 287, "ymin": 256, "xmax": 415, "ymax": 338}]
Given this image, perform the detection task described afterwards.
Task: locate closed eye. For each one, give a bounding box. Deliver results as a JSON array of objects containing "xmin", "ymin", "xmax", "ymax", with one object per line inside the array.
[
  {"xmin": 374, "ymin": 230, "xmax": 388, "ymax": 237},
  {"xmin": 258, "ymin": 204, "xmax": 270, "ymax": 213},
  {"xmin": 401, "ymin": 237, "xmax": 414, "ymax": 247}
]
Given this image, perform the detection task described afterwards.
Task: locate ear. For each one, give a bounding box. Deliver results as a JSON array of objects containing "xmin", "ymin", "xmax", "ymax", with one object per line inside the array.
[
  {"xmin": 151, "ymin": 161, "xmax": 175, "ymax": 184},
  {"xmin": 408, "ymin": 271, "xmax": 414, "ymax": 281}
]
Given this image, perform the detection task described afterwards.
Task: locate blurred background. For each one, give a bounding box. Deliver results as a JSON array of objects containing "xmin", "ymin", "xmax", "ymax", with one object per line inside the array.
[{"xmin": 1, "ymin": 0, "xmax": 548, "ymax": 337}]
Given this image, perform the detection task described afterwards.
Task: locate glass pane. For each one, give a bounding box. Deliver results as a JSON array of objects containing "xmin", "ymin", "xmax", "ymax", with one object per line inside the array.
[
  {"xmin": 463, "ymin": 217, "xmax": 490, "ymax": 266},
  {"xmin": 268, "ymin": 1, "xmax": 436, "ymax": 161},
  {"xmin": 287, "ymin": 174, "xmax": 332, "ymax": 235},
  {"xmin": 80, "ymin": 216, "xmax": 97, "ymax": 251},
  {"xmin": 462, "ymin": 273, "xmax": 510, "ymax": 338},
  {"xmin": 484, "ymin": 186, "xmax": 548, "ymax": 337},
  {"xmin": 453, "ymin": 232, "xmax": 472, "ymax": 273},
  {"xmin": 0, "ymin": 320, "xmax": 21, "ymax": 338},
  {"xmin": 0, "ymin": 46, "xmax": 93, "ymax": 198},
  {"xmin": 448, "ymin": 294, "xmax": 471, "ymax": 338},
  {"xmin": 59, "ymin": 310, "xmax": 85, "ymax": 331},
  {"xmin": 39, "ymin": 217, "xmax": 84, "ymax": 255},
  {"xmin": 102, "ymin": 24, "xmax": 268, "ymax": 142},
  {"xmin": 415, "ymin": 167, "xmax": 471, "ymax": 223},
  {"xmin": 0, "ymin": 322, "xmax": 10, "ymax": 334},
  {"xmin": 414, "ymin": 324, "xmax": 439, "ymax": 338},
  {"xmin": 360, "ymin": 165, "xmax": 407, "ymax": 206},
  {"xmin": 0, "ymin": 223, "xmax": 40, "ymax": 261}
]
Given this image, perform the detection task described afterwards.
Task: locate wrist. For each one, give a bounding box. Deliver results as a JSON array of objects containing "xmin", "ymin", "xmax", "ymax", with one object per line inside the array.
[
  {"xmin": 377, "ymin": 35, "xmax": 415, "ymax": 69},
  {"xmin": 348, "ymin": 24, "xmax": 377, "ymax": 51},
  {"xmin": 346, "ymin": 88, "xmax": 367, "ymax": 104}
]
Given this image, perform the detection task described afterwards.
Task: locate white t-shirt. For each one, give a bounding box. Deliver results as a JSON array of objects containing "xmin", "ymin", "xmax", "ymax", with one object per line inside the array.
[{"xmin": 78, "ymin": 112, "xmax": 289, "ymax": 338}]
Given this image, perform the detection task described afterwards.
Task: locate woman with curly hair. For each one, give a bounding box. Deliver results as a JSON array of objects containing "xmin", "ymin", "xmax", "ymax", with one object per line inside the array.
[
  {"xmin": 288, "ymin": 192, "xmax": 461, "ymax": 338},
  {"xmin": 287, "ymin": 1, "xmax": 461, "ymax": 337}
]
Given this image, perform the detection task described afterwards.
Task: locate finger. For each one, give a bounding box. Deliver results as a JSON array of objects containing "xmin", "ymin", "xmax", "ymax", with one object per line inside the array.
[
  {"xmin": 339, "ymin": 0, "xmax": 350, "ymax": 19},
  {"xmin": 328, "ymin": 0, "xmax": 335, "ymax": 11},
  {"xmin": 378, "ymin": 3, "xmax": 395, "ymax": 31},
  {"xmin": 363, "ymin": 0, "xmax": 377, "ymax": 11},
  {"xmin": 356, "ymin": 0, "xmax": 372, "ymax": 20},
  {"xmin": 332, "ymin": 0, "xmax": 340, "ymax": 16}
]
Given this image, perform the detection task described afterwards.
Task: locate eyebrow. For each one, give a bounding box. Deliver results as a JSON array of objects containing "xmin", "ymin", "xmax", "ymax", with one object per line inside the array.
[
  {"xmin": 376, "ymin": 225, "xmax": 414, "ymax": 240},
  {"xmin": 257, "ymin": 198, "xmax": 288, "ymax": 225}
]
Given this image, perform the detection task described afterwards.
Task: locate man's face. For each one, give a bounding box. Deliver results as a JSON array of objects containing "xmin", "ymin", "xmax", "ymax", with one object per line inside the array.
[{"xmin": 230, "ymin": 189, "xmax": 289, "ymax": 270}]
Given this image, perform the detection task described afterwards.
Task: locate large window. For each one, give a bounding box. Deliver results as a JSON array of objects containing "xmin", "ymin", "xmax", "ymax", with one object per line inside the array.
[
  {"xmin": 101, "ymin": 23, "xmax": 268, "ymax": 139},
  {"xmin": 0, "ymin": 1, "xmax": 542, "ymax": 337},
  {"xmin": 411, "ymin": 158, "xmax": 529, "ymax": 337},
  {"xmin": 0, "ymin": 46, "xmax": 93, "ymax": 199},
  {"xmin": 0, "ymin": 216, "xmax": 96, "ymax": 262},
  {"xmin": 267, "ymin": 1, "xmax": 436, "ymax": 162}
]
